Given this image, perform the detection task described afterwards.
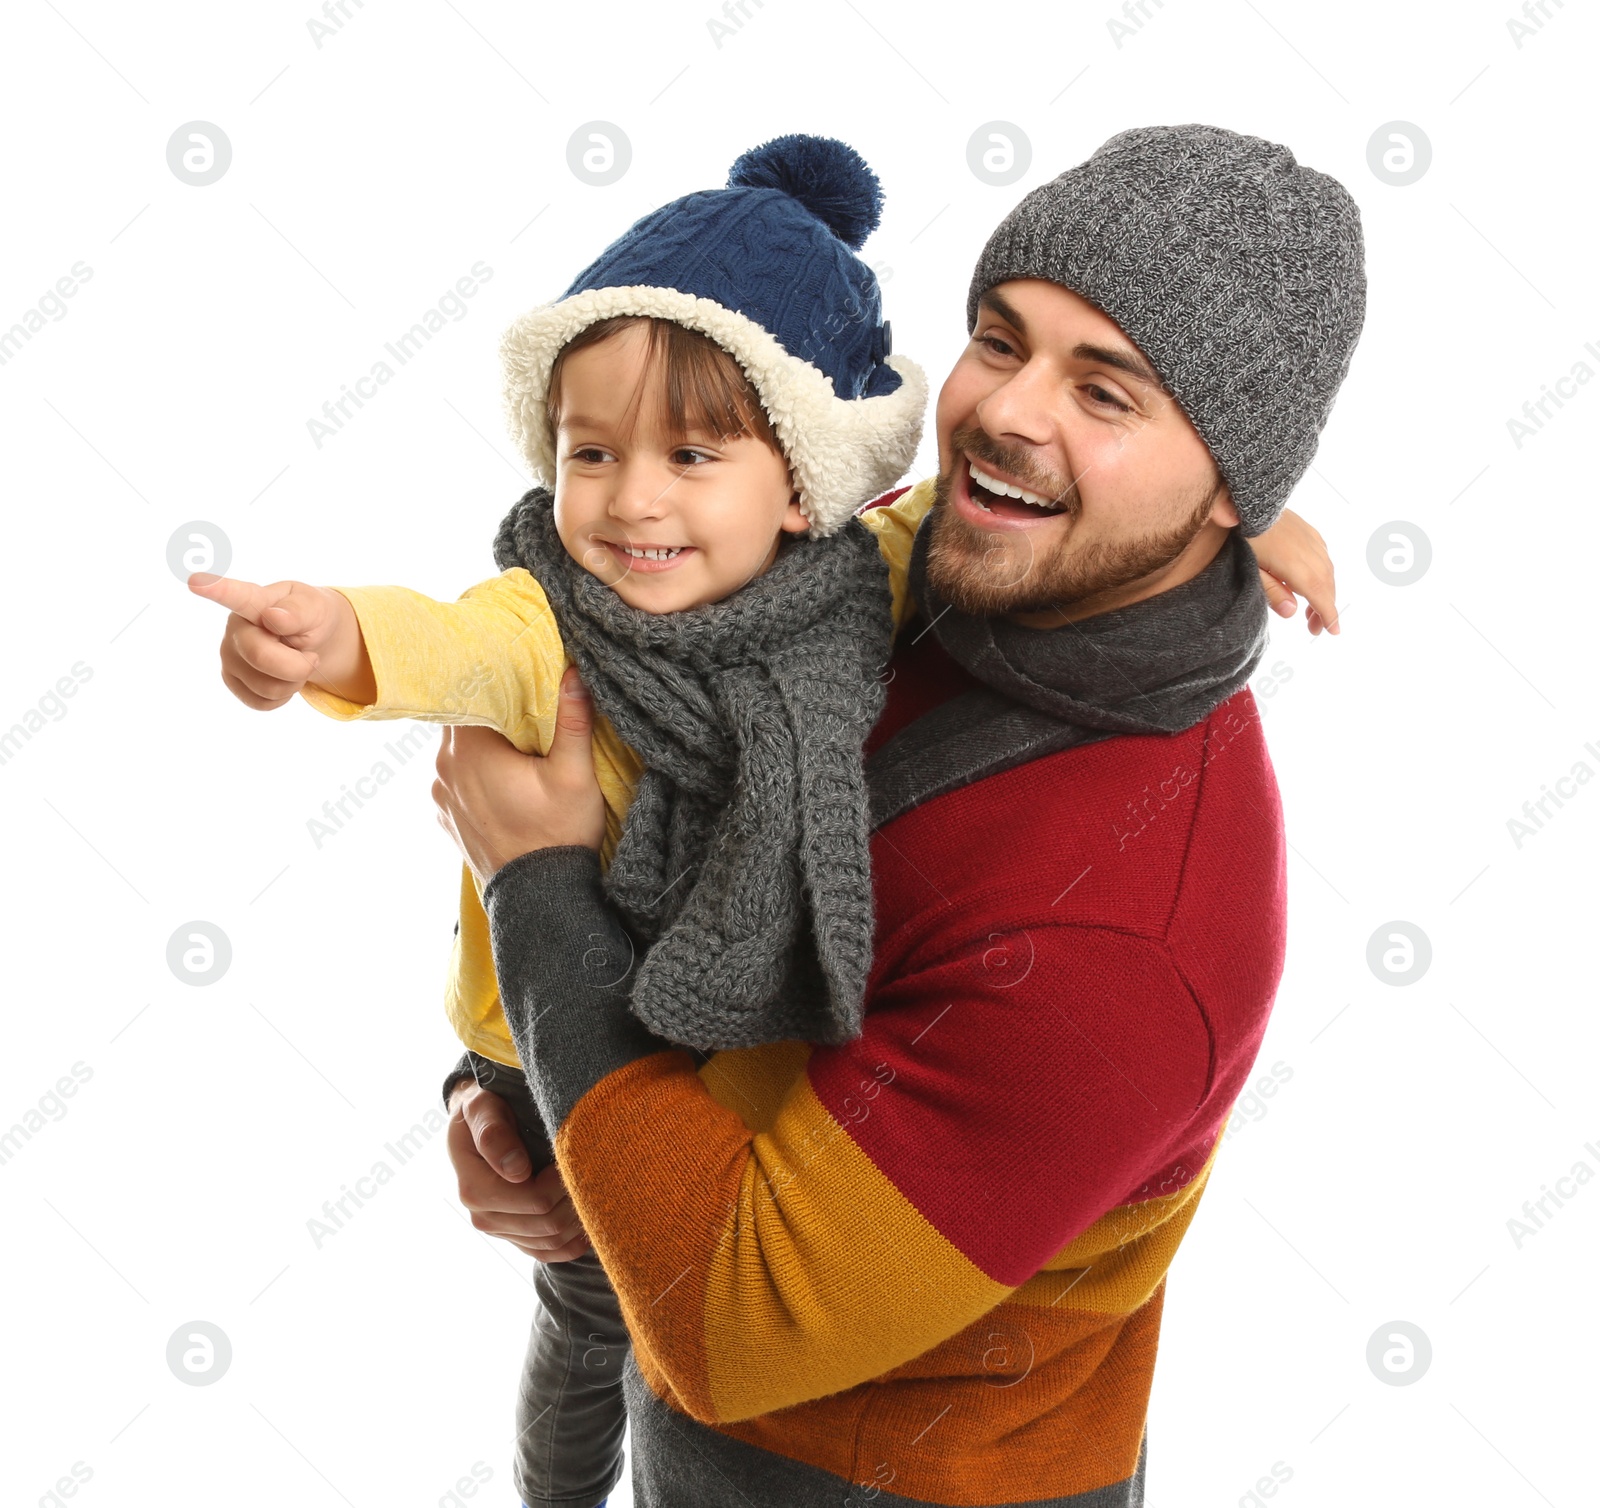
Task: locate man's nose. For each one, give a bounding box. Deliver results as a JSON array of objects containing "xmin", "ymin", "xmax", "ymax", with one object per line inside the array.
[{"xmin": 974, "ymin": 360, "xmax": 1058, "ymax": 451}]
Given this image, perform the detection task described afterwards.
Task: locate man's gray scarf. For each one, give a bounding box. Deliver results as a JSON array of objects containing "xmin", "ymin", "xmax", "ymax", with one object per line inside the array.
[
  {"xmin": 865, "ymin": 514, "xmax": 1270, "ymax": 830},
  {"xmin": 493, "ymin": 487, "xmax": 894, "ymax": 1051}
]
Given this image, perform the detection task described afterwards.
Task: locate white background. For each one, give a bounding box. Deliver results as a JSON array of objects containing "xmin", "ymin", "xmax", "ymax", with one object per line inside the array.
[{"xmin": 1, "ymin": 1, "xmax": 1596, "ymax": 1505}]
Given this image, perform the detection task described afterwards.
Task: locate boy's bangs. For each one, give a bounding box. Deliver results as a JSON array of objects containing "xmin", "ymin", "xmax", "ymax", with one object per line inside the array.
[{"xmin": 549, "ymin": 316, "xmax": 779, "ymax": 451}]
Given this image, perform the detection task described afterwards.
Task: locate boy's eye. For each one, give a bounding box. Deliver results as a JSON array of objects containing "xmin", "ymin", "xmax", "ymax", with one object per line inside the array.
[
  {"xmin": 571, "ymin": 446, "xmax": 610, "ymax": 463},
  {"xmin": 670, "ymin": 447, "xmax": 714, "ymax": 466}
]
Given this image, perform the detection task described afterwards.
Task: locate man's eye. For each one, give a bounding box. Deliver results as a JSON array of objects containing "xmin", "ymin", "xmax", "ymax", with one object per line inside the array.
[
  {"xmin": 1086, "ymin": 385, "xmax": 1131, "ymax": 412},
  {"xmin": 978, "ymin": 334, "xmax": 1017, "ymax": 357}
]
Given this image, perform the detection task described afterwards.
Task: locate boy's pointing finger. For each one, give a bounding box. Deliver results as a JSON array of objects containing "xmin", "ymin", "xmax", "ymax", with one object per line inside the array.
[{"xmin": 188, "ymin": 571, "xmax": 275, "ymax": 625}]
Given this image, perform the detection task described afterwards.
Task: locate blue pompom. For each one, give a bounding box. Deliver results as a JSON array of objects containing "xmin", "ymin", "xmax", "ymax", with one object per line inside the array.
[{"xmin": 727, "ymin": 135, "xmax": 884, "ymax": 250}]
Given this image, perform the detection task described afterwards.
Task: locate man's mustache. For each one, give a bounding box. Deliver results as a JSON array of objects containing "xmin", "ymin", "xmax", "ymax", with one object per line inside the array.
[{"xmin": 948, "ymin": 425, "xmax": 1080, "ymax": 515}]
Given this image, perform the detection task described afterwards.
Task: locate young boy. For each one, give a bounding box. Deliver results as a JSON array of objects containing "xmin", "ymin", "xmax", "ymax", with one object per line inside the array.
[{"xmin": 198, "ymin": 134, "xmax": 928, "ymax": 1508}]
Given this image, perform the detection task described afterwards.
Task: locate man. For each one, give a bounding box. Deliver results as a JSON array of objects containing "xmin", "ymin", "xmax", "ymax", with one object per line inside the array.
[{"xmin": 435, "ymin": 122, "xmax": 1364, "ymax": 1506}]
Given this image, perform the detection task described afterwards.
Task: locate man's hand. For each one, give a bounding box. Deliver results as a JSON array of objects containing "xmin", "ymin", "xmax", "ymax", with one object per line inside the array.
[
  {"xmin": 1247, "ymin": 509, "xmax": 1340, "ymax": 636},
  {"xmin": 447, "ymin": 1079, "xmax": 592, "ymax": 1263},
  {"xmin": 189, "ymin": 572, "xmax": 377, "ymax": 706},
  {"xmin": 432, "ymin": 665, "xmax": 607, "ymax": 887}
]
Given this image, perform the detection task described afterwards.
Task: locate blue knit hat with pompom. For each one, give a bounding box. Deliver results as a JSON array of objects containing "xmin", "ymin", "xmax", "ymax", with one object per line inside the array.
[{"xmin": 500, "ymin": 135, "xmax": 927, "ymax": 537}]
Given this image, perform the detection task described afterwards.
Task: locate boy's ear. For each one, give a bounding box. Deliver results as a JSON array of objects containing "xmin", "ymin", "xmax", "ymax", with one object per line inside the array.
[{"xmin": 780, "ymin": 489, "xmax": 812, "ymax": 534}]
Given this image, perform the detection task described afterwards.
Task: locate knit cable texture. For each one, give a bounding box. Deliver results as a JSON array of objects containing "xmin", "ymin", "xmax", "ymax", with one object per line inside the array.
[{"xmin": 493, "ymin": 485, "xmax": 895, "ymax": 1050}]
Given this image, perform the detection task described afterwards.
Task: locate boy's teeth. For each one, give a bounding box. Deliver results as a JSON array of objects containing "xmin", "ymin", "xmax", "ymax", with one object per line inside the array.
[
  {"xmin": 968, "ymin": 461, "xmax": 1060, "ymax": 510},
  {"xmin": 624, "ymin": 545, "xmax": 684, "ymax": 560}
]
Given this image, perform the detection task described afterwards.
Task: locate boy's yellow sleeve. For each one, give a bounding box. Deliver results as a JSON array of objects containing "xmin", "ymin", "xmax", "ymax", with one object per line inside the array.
[
  {"xmin": 298, "ymin": 567, "xmax": 563, "ymax": 755},
  {"xmin": 854, "ymin": 476, "xmax": 935, "ymax": 636}
]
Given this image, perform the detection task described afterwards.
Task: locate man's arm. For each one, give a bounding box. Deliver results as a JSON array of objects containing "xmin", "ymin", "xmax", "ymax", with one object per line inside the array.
[{"xmin": 482, "ymin": 844, "xmax": 1214, "ymax": 1425}]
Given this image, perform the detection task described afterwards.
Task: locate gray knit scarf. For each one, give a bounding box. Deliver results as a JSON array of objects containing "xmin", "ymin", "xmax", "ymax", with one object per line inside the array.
[
  {"xmin": 865, "ymin": 512, "xmax": 1270, "ymax": 830},
  {"xmin": 492, "ymin": 486, "xmax": 895, "ymax": 1051}
]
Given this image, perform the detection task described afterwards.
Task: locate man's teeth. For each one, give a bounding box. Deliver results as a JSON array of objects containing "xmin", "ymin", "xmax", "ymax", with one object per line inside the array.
[
  {"xmin": 969, "ymin": 461, "xmax": 1061, "ymax": 511},
  {"xmin": 623, "ymin": 545, "xmax": 684, "ymax": 560}
]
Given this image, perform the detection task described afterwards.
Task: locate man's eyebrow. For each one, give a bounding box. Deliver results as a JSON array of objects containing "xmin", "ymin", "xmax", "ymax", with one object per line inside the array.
[
  {"xmin": 979, "ymin": 288, "xmax": 1027, "ymax": 333},
  {"xmin": 979, "ymin": 290, "xmax": 1163, "ymax": 390},
  {"xmin": 1070, "ymin": 342, "xmax": 1163, "ymax": 390}
]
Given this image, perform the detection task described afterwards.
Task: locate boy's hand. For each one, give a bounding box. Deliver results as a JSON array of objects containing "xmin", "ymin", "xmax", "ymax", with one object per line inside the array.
[
  {"xmin": 1247, "ymin": 509, "xmax": 1340, "ymax": 636},
  {"xmin": 188, "ymin": 573, "xmax": 376, "ymax": 706}
]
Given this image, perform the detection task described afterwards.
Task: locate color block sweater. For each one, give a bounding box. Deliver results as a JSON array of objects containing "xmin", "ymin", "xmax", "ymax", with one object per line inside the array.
[{"xmin": 481, "ymin": 517, "xmax": 1290, "ymax": 1506}]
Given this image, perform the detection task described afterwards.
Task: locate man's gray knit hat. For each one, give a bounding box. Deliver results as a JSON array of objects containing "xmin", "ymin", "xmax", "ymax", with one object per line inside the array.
[{"xmin": 968, "ymin": 123, "xmax": 1366, "ymax": 535}]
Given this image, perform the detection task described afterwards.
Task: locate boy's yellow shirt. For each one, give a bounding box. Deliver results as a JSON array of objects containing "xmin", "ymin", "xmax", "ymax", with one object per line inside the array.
[{"xmin": 301, "ymin": 479, "xmax": 934, "ymax": 1066}]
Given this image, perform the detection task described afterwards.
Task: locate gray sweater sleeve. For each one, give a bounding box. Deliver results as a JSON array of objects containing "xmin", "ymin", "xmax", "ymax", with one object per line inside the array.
[{"xmin": 481, "ymin": 844, "xmax": 672, "ymax": 1136}]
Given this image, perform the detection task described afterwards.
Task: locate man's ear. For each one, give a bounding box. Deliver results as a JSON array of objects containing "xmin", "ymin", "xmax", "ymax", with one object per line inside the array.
[{"xmin": 1208, "ymin": 478, "xmax": 1240, "ymax": 529}]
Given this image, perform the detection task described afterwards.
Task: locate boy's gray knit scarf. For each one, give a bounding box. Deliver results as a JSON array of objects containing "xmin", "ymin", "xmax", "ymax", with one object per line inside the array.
[
  {"xmin": 492, "ymin": 486, "xmax": 895, "ymax": 1051},
  {"xmin": 866, "ymin": 512, "xmax": 1270, "ymax": 829}
]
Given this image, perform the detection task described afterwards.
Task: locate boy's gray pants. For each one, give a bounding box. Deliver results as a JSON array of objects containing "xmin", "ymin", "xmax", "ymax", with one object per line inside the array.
[{"xmin": 456, "ymin": 1051, "xmax": 629, "ymax": 1508}]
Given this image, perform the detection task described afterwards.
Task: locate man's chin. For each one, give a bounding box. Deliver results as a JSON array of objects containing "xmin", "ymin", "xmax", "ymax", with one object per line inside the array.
[
  {"xmin": 922, "ymin": 466, "xmax": 1221, "ymax": 620},
  {"xmin": 924, "ymin": 474, "xmax": 1078, "ymax": 616}
]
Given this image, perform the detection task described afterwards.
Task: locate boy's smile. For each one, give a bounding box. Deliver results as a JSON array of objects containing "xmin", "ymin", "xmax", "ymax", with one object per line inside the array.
[{"xmin": 591, "ymin": 540, "xmax": 698, "ymax": 574}]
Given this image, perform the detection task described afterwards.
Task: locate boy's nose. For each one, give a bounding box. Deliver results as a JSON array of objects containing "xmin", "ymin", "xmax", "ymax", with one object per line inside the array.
[{"xmin": 605, "ymin": 461, "xmax": 674, "ymax": 521}]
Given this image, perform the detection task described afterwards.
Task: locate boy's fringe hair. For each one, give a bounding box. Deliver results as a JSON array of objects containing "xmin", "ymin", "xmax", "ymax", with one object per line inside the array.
[{"xmin": 546, "ymin": 316, "xmax": 781, "ymax": 455}]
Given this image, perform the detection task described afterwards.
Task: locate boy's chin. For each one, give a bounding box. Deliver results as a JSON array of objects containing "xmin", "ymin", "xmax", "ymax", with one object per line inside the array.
[{"xmin": 605, "ymin": 572, "xmax": 706, "ymax": 614}]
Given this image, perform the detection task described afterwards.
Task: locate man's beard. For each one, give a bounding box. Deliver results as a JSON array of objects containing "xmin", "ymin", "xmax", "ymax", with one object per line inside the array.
[{"xmin": 924, "ymin": 425, "xmax": 1223, "ymax": 618}]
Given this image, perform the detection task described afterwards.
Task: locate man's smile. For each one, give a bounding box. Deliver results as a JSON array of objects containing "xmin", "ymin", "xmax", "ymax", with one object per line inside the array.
[{"xmin": 952, "ymin": 449, "xmax": 1074, "ymax": 532}]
